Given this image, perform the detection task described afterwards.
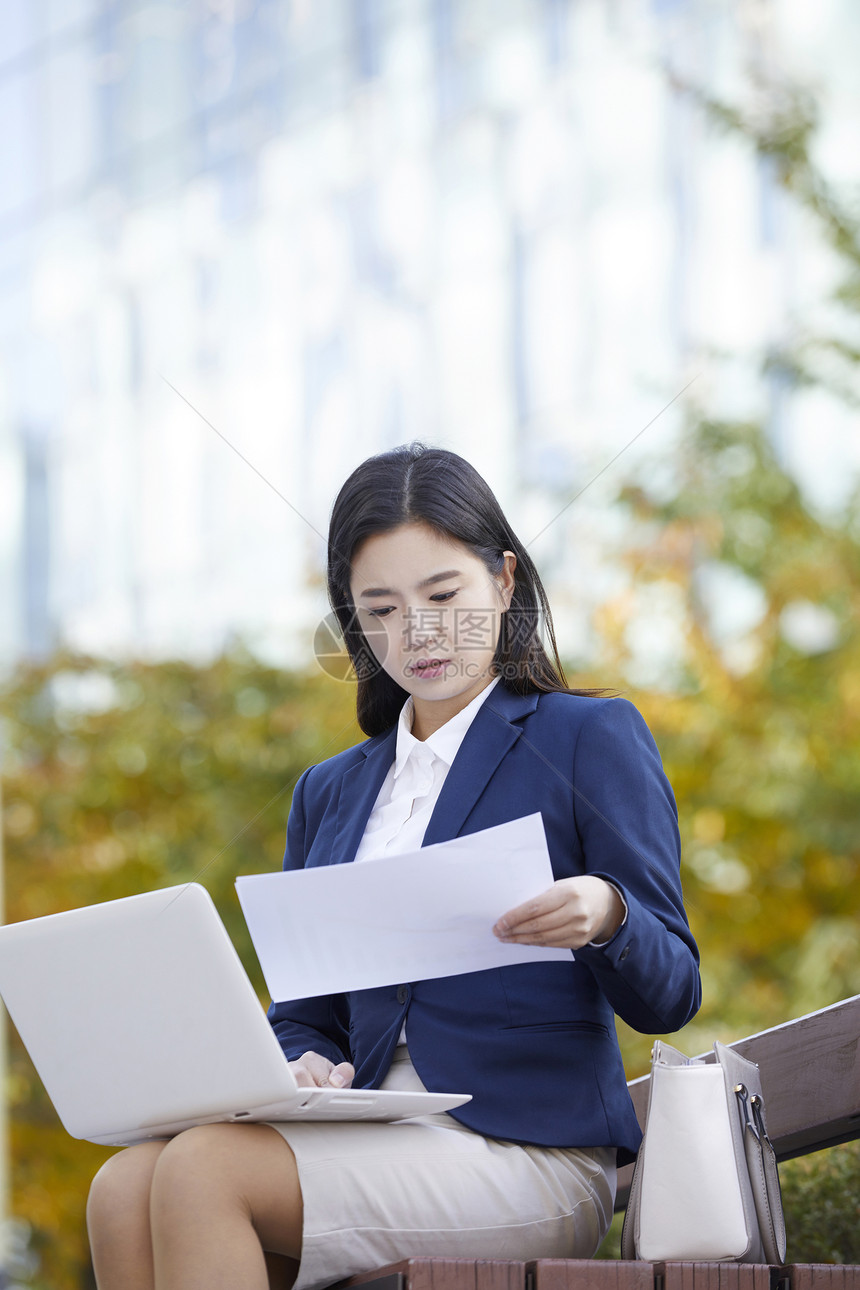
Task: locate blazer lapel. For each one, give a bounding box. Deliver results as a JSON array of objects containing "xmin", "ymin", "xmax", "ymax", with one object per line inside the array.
[
  {"xmin": 330, "ymin": 726, "xmax": 397, "ymax": 865},
  {"xmin": 421, "ymin": 686, "xmax": 540, "ymax": 846}
]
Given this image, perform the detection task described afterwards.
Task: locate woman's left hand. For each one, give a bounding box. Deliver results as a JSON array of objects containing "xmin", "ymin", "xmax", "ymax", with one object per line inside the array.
[{"xmin": 493, "ymin": 876, "xmax": 625, "ymax": 950}]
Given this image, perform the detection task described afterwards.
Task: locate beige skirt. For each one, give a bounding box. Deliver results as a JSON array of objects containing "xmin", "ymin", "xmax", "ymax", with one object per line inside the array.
[{"xmin": 265, "ymin": 1048, "xmax": 617, "ymax": 1290}]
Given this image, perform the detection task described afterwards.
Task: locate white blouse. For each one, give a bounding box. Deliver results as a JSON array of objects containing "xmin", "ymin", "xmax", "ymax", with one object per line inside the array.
[{"xmin": 353, "ymin": 676, "xmax": 502, "ymax": 866}]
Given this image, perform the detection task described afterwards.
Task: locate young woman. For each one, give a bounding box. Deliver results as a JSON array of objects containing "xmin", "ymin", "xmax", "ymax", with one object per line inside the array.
[{"xmin": 87, "ymin": 443, "xmax": 701, "ymax": 1290}]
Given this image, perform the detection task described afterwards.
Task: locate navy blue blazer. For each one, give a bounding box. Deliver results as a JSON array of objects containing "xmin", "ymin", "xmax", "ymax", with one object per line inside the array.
[{"xmin": 268, "ymin": 685, "xmax": 701, "ymax": 1164}]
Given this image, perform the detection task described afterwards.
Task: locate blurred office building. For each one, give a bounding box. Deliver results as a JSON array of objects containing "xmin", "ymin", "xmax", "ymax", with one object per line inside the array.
[{"xmin": 0, "ymin": 0, "xmax": 857, "ymax": 674}]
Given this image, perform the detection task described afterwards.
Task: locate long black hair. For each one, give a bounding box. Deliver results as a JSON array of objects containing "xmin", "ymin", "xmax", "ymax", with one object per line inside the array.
[{"xmin": 328, "ymin": 442, "xmax": 603, "ymax": 736}]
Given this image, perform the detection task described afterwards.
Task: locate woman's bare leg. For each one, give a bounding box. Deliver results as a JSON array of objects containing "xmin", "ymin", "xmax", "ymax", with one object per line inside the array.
[
  {"xmin": 87, "ymin": 1142, "xmax": 168, "ymax": 1290},
  {"xmin": 150, "ymin": 1124, "xmax": 302, "ymax": 1289},
  {"xmin": 87, "ymin": 1124, "xmax": 303, "ymax": 1290}
]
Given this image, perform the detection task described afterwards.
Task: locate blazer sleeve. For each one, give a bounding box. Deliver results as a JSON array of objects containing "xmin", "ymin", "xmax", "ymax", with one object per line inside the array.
[
  {"xmin": 571, "ymin": 698, "xmax": 702, "ymax": 1034},
  {"xmin": 266, "ymin": 766, "xmax": 352, "ymax": 1065}
]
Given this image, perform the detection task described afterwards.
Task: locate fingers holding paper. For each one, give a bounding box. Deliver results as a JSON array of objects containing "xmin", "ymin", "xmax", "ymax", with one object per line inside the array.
[
  {"xmin": 493, "ymin": 876, "xmax": 625, "ymax": 950},
  {"xmin": 289, "ymin": 1050, "xmax": 355, "ymax": 1089}
]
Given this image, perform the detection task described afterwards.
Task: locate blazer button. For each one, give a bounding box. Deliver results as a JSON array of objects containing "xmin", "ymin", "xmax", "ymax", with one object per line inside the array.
[{"xmin": 396, "ymin": 985, "xmax": 409, "ymax": 1005}]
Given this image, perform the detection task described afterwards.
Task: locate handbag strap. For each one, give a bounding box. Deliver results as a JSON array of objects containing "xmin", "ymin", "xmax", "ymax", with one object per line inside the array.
[
  {"xmin": 620, "ymin": 1137, "xmax": 642, "ymax": 1259},
  {"xmin": 736, "ymin": 1083, "xmax": 787, "ymax": 1264}
]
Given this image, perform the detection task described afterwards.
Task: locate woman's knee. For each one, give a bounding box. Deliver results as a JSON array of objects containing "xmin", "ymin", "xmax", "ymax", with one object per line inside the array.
[
  {"xmin": 87, "ymin": 1142, "xmax": 166, "ymax": 1234},
  {"xmin": 149, "ymin": 1124, "xmax": 303, "ymax": 1253},
  {"xmin": 149, "ymin": 1125, "xmax": 236, "ymax": 1213}
]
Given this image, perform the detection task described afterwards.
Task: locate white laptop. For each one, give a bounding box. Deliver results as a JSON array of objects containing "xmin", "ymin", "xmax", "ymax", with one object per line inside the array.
[{"xmin": 0, "ymin": 883, "xmax": 471, "ymax": 1146}]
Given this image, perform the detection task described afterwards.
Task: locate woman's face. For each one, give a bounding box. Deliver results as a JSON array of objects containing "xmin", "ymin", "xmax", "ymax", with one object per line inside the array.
[{"xmin": 349, "ymin": 522, "xmax": 516, "ymax": 724}]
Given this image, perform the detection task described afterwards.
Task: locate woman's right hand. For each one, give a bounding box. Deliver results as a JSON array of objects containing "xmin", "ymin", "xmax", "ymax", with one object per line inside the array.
[{"xmin": 289, "ymin": 1050, "xmax": 355, "ymax": 1089}]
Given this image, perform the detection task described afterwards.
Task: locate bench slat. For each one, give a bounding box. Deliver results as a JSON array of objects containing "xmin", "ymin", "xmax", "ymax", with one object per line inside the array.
[
  {"xmin": 785, "ymin": 1268, "xmax": 860, "ymax": 1290},
  {"xmin": 341, "ymin": 1258, "xmax": 526, "ymax": 1290},
  {"xmin": 658, "ymin": 1265, "xmax": 774, "ymax": 1290},
  {"xmin": 528, "ymin": 1259, "xmax": 654, "ymax": 1290}
]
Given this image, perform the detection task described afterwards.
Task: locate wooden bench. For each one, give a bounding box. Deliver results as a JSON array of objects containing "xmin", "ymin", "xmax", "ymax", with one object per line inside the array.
[{"xmin": 334, "ymin": 994, "xmax": 860, "ymax": 1290}]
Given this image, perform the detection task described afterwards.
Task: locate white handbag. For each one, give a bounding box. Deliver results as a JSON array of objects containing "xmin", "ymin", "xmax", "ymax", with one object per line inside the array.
[{"xmin": 621, "ymin": 1039, "xmax": 787, "ymax": 1264}]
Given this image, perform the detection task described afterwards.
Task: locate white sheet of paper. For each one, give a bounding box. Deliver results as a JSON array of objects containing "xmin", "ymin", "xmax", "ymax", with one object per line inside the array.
[{"xmin": 236, "ymin": 812, "xmax": 570, "ymax": 1001}]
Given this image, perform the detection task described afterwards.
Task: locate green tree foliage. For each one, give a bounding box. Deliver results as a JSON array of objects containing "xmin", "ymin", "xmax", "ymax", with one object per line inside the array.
[{"xmin": 779, "ymin": 1141, "xmax": 860, "ymax": 1263}]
